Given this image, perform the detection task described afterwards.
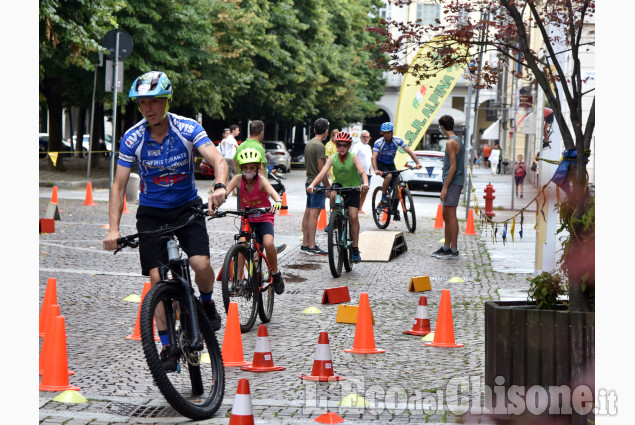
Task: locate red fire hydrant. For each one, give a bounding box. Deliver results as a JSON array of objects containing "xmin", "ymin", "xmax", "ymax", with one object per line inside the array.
[{"xmin": 483, "ymin": 183, "xmax": 496, "ymax": 218}]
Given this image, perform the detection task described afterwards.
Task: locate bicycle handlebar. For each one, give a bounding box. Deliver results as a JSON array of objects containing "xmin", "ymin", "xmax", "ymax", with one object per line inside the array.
[
  {"xmin": 114, "ymin": 203, "xmax": 287, "ymax": 254},
  {"xmin": 312, "ymin": 186, "xmax": 362, "ymax": 194}
]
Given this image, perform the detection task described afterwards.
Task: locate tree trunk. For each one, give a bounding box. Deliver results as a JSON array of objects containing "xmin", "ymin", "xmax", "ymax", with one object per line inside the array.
[
  {"xmin": 44, "ymin": 77, "xmax": 65, "ymax": 171},
  {"xmin": 89, "ymin": 102, "xmax": 105, "ymax": 170}
]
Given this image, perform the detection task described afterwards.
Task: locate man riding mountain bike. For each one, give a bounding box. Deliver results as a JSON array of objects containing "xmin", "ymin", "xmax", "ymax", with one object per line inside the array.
[
  {"xmin": 371, "ymin": 122, "xmax": 421, "ymax": 220},
  {"xmin": 102, "ymin": 71, "xmax": 228, "ymax": 371}
]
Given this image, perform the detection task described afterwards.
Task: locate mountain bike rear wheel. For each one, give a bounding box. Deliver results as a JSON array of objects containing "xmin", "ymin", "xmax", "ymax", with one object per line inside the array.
[
  {"xmin": 220, "ymin": 244, "xmax": 257, "ymax": 333},
  {"xmin": 257, "ymin": 255, "xmax": 274, "ymax": 323},
  {"xmin": 327, "ymin": 211, "xmax": 344, "ymax": 277},
  {"xmin": 400, "ymin": 187, "xmax": 416, "ymax": 233},
  {"xmin": 371, "ymin": 186, "xmax": 390, "ymax": 229},
  {"xmin": 140, "ymin": 282, "xmax": 224, "ymax": 420}
]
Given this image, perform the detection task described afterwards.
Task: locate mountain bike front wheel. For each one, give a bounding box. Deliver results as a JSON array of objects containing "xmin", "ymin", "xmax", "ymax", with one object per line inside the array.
[
  {"xmin": 257, "ymin": 255, "xmax": 274, "ymax": 323},
  {"xmin": 220, "ymin": 244, "xmax": 257, "ymax": 333},
  {"xmin": 400, "ymin": 187, "xmax": 416, "ymax": 233},
  {"xmin": 327, "ymin": 210, "xmax": 344, "ymax": 277},
  {"xmin": 371, "ymin": 187, "xmax": 390, "ymax": 229},
  {"xmin": 342, "ymin": 215, "xmax": 353, "ymax": 272},
  {"xmin": 140, "ymin": 282, "xmax": 225, "ymax": 420}
]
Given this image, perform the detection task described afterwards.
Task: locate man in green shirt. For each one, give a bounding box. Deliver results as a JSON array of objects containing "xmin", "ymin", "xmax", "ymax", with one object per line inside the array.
[
  {"xmin": 233, "ymin": 120, "xmax": 267, "ymax": 177},
  {"xmin": 301, "ymin": 118, "xmax": 330, "ymax": 256}
]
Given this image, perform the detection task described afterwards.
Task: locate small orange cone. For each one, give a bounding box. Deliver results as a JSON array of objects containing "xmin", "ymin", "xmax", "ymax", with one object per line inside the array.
[
  {"xmin": 424, "ymin": 289, "xmax": 464, "ymax": 348},
  {"xmin": 229, "ymin": 378, "xmax": 255, "ymax": 425},
  {"xmin": 39, "ymin": 305, "xmax": 73, "ymax": 376},
  {"xmin": 82, "ymin": 182, "xmax": 97, "ymax": 206},
  {"xmin": 403, "ymin": 296, "xmax": 432, "ymax": 336},
  {"xmin": 432, "ymin": 204, "xmax": 444, "ymax": 229},
  {"xmin": 343, "ymin": 293, "xmax": 385, "ymax": 354},
  {"xmin": 241, "ymin": 325, "xmax": 286, "ymax": 372},
  {"xmin": 317, "ymin": 208, "xmax": 327, "ymax": 231},
  {"xmin": 39, "ymin": 277, "xmax": 58, "ymax": 337},
  {"xmin": 300, "ymin": 332, "xmax": 345, "ymax": 381},
  {"xmin": 463, "ymin": 208, "xmax": 477, "ymax": 235},
  {"xmin": 125, "ymin": 282, "xmax": 159, "ymax": 341},
  {"xmin": 39, "ymin": 316, "xmax": 80, "ymax": 392},
  {"xmin": 279, "ymin": 192, "xmax": 290, "ymax": 216},
  {"xmin": 122, "ymin": 195, "xmax": 130, "ymax": 214},
  {"xmin": 222, "ymin": 302, "xmax": 252, "ymax": 367},
  {"xmin": 50, "ymin": 186, "xmax": 59, "ymax": 204},
  {"xmin": 314, "ymin": 411, "xmax": 345, "ymax": 424}
]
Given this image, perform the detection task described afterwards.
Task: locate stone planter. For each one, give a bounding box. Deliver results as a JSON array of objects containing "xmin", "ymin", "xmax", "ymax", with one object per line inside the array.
[{"xmin": 484, "ymin": 300, "xmax": 594, "ymax": 424}]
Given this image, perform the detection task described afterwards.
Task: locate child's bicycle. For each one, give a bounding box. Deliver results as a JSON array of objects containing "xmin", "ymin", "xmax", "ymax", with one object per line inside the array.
[
  {"xmin": 115, "ymin": 204, "xmax": 224, "ymax": 420},
  {"xmin": 216, "ymin": 206, "xmax": 287, "ymax": 333},
  {"xmin": 314, "ymin": 186, "xmax": 360, "ymax": 278},
  {"xmin": 371, "ymin": 168, "xmax": 417, "ymax": 233}
]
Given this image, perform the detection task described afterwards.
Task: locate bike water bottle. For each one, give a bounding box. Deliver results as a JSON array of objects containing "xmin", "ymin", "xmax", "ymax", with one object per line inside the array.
[{"xmin": 167, "ymin": 240, "xmax": 180, "ymax": 261}]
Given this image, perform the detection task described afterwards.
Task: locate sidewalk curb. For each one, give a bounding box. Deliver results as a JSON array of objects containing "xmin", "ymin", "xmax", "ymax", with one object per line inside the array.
[{"xmin": 39, "ymin": 178, "xmax": 111, "ymax": 190}]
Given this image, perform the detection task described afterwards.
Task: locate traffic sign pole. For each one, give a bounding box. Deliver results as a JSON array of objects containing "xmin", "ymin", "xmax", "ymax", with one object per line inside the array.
[{"xmin": 110, "ymin": 32, "xmax": 120, "ymax": 188}]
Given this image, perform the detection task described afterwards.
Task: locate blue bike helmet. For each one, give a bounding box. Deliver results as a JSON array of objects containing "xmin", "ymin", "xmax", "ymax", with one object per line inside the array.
[
  {"xmin": 129, "ymin": 71, "xmax": 173, "ymax": 101},
  {"xmin": 380, "ymin": 122, "xmax": 394, "ymax": 132}
]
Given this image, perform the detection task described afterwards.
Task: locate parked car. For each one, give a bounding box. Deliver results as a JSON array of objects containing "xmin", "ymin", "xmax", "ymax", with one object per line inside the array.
[
  {"xmin": 39, "ymin": 133, "xmax": 73, "ymax": 158},
  {"xmin": 262, "ymin": 141, "xmax": 291, "ymax": 173},
  {"xmin": 401, "ymin": 150, "xmax": 445, "ymax": 192}
]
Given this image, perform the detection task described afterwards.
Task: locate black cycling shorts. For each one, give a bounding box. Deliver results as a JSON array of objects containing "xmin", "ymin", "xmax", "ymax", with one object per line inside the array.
[
  {"xmin": 377, "ymin": 161, "xmax": 397, "ymax": 173},
  {"xmin": 331, "ymin": 183, "xmax": 361, "ymax": 210},
  {"xmin": 136, "ymin": 197, "xmax": 210, "ymax": 276}
]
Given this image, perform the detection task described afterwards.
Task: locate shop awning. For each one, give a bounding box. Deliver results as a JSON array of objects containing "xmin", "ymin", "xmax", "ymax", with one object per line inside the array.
[{"xmin": 481, "ymin": 119, "xmax": 500, "ymax": 140}]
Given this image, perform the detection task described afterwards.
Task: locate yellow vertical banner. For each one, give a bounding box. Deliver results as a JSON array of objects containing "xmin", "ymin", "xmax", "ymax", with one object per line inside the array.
[{"xmin": 394, "ymin": 37, "xmax": 470, "ymax": 169}]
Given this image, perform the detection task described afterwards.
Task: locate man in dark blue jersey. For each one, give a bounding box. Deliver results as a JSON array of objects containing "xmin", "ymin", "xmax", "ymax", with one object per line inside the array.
[{"xmin": 103, "ymin": 72, "xmax": 228, "ymax": 368}]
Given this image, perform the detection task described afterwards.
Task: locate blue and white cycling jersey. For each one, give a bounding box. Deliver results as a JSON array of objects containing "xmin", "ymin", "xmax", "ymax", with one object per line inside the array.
[
  {"xmin": 372, "ymin": 136, "xmax": 408, "ymax": 165},
  {"xmin": 117, "ymin": 113, "xmax": 211, "ymax": 209}
]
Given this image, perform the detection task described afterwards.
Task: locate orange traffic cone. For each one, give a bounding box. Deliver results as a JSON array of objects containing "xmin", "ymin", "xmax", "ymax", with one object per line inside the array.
[
  {"xmin": 39, "ymin": 277, "xmax": 58, "ymax": 337},
  {"xmin": 403, "ymin": 296, "xmax": 432, "ymax": 336},
  {"xmin": 432, "ymin": 204, "xmax": 444, "ymax": 229},
  {"xmin": 463, "ymin": 208, "xmax": 477, "ymax": 235},
  {"xmin": 241, "ymin": 325, "xmax": 286, "ymax": 372},
  {"xmin": 229, "ymin": 378, "xmax": 255, "ymax": 425},
  {"xmin": 50, "ymin": 186, "xmax": 59, "ymax": 204},
  {"xmin": 343, "ymin": 293, "xmax": 385, "ymax": 354},
  {"xmin": 39, "ymin": 305, "xmax": 73, "ymax": 376},
  {"xmin": 40, "ymin": 303, "xmax": 67, "ymax": 339},
  {"xmin": 222, "ymin": 302, "xmax": 252, "ymax": 367},
  {"xmin": 424, "ymin": 289, "xmax": 464, "ymax": 348},
  {"xmin": 83, "ymin": 182, "xmax": 97, "ymax": 206},
  {"xmin": 279, "ymin": 192, "xmax": 290, "ymax": 216},
  {"xmin": 122, "ymin": 195, "xmax": 130, "ymax": 214},
  {"xmin": 314, "ymin": 411, "xmax": 345, "ymax": 424},
  {"xmin": 317, "ymin": 208, "xmax": 327, "ymax": 231},
  {"xmin": 300, "ymin": 332, "xmax": 345, "ymax": 381},
  {"xmin": 39, "ymin": 316, "xmax": 80, "ymax": 392},
  {"xmin": 125, "ymin": 282, "xmax": 159, "ymax": 341}
]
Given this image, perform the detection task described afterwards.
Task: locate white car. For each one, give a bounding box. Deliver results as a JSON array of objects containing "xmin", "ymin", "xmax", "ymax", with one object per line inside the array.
[
  {"xmin": 263, "ymin": 141, "xmax": 292, "ymax": 173},
  {"xmin": 402, "ymin": 150, "xmax": 445, "ymax": 192}
]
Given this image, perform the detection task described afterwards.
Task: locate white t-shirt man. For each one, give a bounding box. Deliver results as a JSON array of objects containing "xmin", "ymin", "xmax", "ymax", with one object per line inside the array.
[
  {"xmin": 222, "ymin": 134, "xmax": 238, "ymax": 160},
  {"xmin": 351, "ymin": 141, "xmax": 373, "ymax": 175}
]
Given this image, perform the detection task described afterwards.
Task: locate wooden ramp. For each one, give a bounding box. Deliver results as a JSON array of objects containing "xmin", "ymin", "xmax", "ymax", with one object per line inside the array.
[{"xmin": 358, "ymin": 231, "xmax": 407, "ymax": 262}]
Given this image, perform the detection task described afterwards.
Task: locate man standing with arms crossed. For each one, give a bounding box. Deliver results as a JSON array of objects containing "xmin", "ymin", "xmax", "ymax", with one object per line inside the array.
[
  {"xmin": 301, "ymin": 118, "xmax": 330, "ymax": 255},
  {"xmin": 102, "ymin": 71, "xmax": 228, "ymax": 370},
  {"xmin": 432, "ymin": 115, "xmax": 465, "ymax": 260}
]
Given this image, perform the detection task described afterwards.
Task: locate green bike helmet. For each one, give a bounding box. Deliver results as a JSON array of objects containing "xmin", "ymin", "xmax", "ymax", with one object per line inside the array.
[{"xmin": 236, "ymin": 147, "xmax": 263, "ymax": 165}]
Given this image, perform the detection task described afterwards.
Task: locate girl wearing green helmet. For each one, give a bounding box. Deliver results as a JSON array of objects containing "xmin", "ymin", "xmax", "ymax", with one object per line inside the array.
[{"xmin": 225, "ymin": 147, "xmax": 286, "ymax": 294}]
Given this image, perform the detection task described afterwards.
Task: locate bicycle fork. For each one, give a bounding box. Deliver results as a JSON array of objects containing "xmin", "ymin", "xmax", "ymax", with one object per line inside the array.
[{"xmin": 165, "ymin": 240, "xmax": 204, "ymax": 352}]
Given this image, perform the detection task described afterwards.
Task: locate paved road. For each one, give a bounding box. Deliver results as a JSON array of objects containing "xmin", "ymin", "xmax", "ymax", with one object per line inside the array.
[{"xmin": 38, "ymin": 164, "xmax": 541, "ymax": 424}]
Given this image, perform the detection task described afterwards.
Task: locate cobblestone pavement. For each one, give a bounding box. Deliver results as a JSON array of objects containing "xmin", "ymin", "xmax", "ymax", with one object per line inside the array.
[{"xmin": 38, "ymin": 158, "xmax": 538, "ymax": 424}]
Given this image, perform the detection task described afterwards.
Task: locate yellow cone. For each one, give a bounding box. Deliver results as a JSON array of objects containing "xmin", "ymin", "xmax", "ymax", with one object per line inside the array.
[
  {"xmin": 123, "ymin": 294, "xmax": 142, "ymax": 302},
  {"xmin": 53, "ymin": 390, "xmax": 87, "ymax": 404},
  {"xmin": 48, "ymin": 152, "xmax": 59, "ymax": 167},
  {"xmin": 302, "ymin": 306, "xmax": 323, "ymax": 314},
  {"xmin": 448, "ymin": 277, "xmax": 464, "ymax": 283},
  {"xmin": 422, "ymin": 332, "xmax": 435, "ymax": 342},
  {"xmin": 439, "ymin": 238, "xmax": 445, "ymax": 243},
  {"xmin": 199, "ymin": 353, "xmax": 211, "ymax": 363},
  {"xmin": 338, "ymin": 393, "xmax": 369, "ymax": 407}
]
